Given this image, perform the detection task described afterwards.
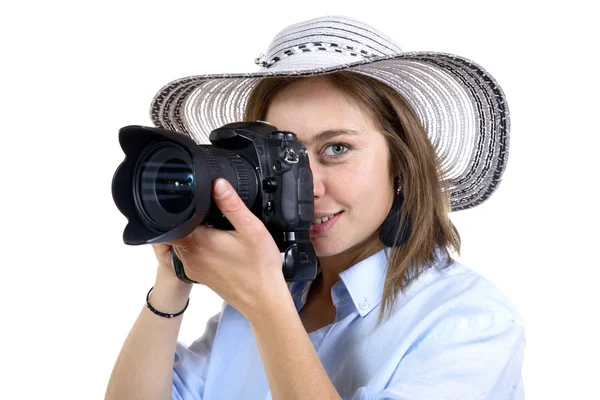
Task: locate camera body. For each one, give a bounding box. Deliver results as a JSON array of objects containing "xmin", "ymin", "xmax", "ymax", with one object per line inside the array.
[
  {"xmin": 112, "ymin": 121, "xmax": 318, "ymax": 282},
  {"xmin": 208, "ymin": 121, "xmax": 314, "ymax": 235}
]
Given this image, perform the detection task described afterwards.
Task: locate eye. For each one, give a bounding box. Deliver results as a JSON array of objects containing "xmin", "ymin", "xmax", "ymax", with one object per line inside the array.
[{"xmin": 323, "ymin": 143, "xmax": 352, "ymax": 158}]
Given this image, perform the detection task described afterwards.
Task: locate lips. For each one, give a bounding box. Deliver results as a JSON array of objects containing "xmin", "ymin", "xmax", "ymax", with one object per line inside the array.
[{"xmin": 309, "ymin": 211, "xmax": 343, "ymax": 236}]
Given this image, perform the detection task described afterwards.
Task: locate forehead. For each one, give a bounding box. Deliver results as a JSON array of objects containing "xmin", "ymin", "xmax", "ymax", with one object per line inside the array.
[{"xmin": 263, "ymin": 76, "xmax": 378, "ymax": 146}]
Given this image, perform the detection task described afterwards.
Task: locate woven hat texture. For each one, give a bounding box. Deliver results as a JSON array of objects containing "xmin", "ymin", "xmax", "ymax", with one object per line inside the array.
[{"xmin": 150, "ymin": 15, "xmax": 510, "ymax": 211}]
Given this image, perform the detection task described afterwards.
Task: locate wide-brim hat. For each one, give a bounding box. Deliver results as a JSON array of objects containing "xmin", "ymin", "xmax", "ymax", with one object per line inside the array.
[{"xmin": 150, "ymin": 15, "xmax": 509, "ymax": 211}]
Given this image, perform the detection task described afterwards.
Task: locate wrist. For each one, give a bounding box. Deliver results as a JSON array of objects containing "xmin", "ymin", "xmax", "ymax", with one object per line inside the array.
[
  {"xmin": 155, "ymin": 265, "xmax": 193, "ymax": 290},
  {"xmin": 245, "ymin": 278, "xmax": 294, "ymax": 324},
  {"xmin": 146, "ymin": 287, "xmax": 189, "ymax": 318},
  {"xmin": 149, "ymin": 268, "xmax": 194, "ymax": 314}
]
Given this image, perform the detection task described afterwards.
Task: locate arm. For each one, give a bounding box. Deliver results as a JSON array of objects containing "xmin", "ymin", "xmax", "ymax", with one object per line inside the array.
[
  {"xmin": 150, "ymin": 180, "xmax": 342, "ymax": 399},
  {"xmin": 105, "ymin": 268, "xmax": 193, "ymax": 400},
  {"xmin": 247, "ymin": 280, "xmax": 342, "ymax": 400}
]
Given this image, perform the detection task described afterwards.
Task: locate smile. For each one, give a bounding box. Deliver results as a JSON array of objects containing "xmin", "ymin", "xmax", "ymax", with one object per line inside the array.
[
  {"xmin": 312, "ymin": 211, "xmax": 342, "ymax": 225},
  {"xmin": 309, "ymin": 211, "xmax": 343, "ymax": 236}
]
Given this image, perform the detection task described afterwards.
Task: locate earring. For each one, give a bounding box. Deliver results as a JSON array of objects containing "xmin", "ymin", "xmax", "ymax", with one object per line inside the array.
[{"xmin": 379, "ymin": 178, "xmax": 411, "ymax": 247}]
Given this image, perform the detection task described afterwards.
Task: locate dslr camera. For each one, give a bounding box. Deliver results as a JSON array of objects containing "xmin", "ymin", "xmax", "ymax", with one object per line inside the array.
[{"xmin": 112, "ymin": 121, "xmax": 318, "ymax": 282}]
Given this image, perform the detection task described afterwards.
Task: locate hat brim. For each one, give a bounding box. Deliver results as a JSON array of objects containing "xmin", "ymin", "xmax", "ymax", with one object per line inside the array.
[{"xmin": 150, "ymin": 52, "xmax": 509, "ymax": 212}]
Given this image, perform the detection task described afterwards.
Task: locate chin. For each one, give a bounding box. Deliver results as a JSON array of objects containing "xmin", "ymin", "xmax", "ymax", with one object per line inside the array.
[
  {"xmin": 311, "ymin": 238, "xmax": 349, "ymax": 258},
  {"xmin": 312, "ymin": 231, "xmax": 383, "ymax": 261}
]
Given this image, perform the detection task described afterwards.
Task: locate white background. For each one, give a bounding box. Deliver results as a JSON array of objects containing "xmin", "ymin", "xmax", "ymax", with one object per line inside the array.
[{"xmin": 1, "ymin": 0, "xmax": 598, "ymax": 398}]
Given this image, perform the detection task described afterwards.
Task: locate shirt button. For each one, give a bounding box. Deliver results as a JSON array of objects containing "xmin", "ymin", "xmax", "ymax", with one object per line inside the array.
[{"xmin": 359, "ymin": 301, "xmax": 369, "ymax": 310}]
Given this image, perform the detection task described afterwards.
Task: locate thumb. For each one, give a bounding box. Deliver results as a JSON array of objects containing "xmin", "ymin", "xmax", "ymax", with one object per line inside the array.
[{"xmin": 213, "ymin": 178, "xmax": 261, "ymax": 237}]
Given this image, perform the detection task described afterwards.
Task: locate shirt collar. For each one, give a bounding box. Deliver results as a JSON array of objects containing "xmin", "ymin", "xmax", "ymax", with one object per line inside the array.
[
  {"xmin": 337, "ymin": 247, "xmax": 390, "ymax": 317},
  {"xmin": 290, "ymin": 247, "xmax": 390, "ymax": 318}
]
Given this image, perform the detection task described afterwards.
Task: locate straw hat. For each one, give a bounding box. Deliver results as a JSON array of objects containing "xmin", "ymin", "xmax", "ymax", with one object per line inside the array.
[{"xmin": 150, "ymin": 15, "xmax": 509, "ymax": 211}]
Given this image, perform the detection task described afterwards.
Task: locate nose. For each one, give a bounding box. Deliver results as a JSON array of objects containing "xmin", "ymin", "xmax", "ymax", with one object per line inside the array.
[{"xmin": 310, "ymin": 164, "xmax": 325, "ymax": 199}]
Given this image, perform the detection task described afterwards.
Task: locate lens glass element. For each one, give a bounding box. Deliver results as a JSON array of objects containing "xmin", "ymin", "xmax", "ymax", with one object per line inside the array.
[{"xmin": 142, "ymin": 158, "xmax": 194, "ymax": 214}]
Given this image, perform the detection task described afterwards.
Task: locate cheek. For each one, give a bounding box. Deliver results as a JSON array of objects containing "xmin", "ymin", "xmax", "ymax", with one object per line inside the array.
[
  {"xmin": 332, "ymin": 164, "xmax": 390, "ymax": 204},
  {"xmin": 348, "ymin": 158, "xmax": 392, "ymax": 213}
]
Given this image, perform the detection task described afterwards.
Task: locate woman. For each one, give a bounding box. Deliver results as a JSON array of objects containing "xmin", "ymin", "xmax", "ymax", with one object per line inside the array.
[{"xmin": 106, "ymin": 15, "xmax": 525, "ymax": 400}]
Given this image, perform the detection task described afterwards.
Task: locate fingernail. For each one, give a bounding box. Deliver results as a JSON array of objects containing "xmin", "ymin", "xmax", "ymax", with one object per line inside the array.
[{"xmin": 214, "ymin": 179, "xmax": 231, "ymax": 198}]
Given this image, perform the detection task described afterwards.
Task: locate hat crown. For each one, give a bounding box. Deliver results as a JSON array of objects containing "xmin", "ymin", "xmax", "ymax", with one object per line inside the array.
[{"xmin": 256, "ymin": 16, "xmax": 403, "ymax": 71}]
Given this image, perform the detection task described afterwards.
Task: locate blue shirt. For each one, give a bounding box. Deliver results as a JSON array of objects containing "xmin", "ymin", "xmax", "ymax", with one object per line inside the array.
[{"xmin": 171, "ymin": 248, "xmax": 525, "ymax": 399}]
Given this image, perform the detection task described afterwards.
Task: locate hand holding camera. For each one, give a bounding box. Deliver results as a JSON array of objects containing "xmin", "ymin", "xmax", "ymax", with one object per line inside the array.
[{"xmin": 112, "ymin": 121, "xmax": 319, "ymax": 283}]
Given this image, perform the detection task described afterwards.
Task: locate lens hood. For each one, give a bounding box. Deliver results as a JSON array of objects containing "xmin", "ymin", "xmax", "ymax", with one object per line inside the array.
[{"xmin": 112, "ymin": 125, "xmax": 213, "ymax": 245}]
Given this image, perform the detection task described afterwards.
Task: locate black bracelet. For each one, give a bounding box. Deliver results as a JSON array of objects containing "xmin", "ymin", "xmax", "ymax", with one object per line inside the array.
[{"xmin": 146, "ymin": 286, "xmax": 189, "ymax": 318}]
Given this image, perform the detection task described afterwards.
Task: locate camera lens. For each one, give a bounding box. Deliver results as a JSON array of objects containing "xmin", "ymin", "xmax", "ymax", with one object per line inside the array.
[
  {"xmin": 134, "ymin": 143, "xmax": 197, "ymax": 232},
  {"xmin": 154, "ymin": 159, "xmax": 195, "ymax": 213}
]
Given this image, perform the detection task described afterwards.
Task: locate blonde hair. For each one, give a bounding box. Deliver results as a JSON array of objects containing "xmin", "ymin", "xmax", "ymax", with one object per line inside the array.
[{"xmin": 244, "ymin": 71, "xmax": 461, "ymax": 326}]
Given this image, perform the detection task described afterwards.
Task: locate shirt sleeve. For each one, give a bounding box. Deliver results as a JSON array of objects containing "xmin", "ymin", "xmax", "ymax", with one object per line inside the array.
[
  {"xmin": 373, "ymin": 309, "xmax": 525, "ymax": 400},
  {"xmin": 171, "ymin": 308, "xmax": 223, "ymax": 400}
]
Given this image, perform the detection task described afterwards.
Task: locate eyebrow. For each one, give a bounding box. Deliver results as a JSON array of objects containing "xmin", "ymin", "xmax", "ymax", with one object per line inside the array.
[{"xmin": 310, "ymin": 129, "xmax": 360, "ymax": 144}]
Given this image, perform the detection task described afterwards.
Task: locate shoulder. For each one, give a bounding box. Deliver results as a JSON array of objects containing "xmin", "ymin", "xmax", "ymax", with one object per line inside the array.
[
  {"xmin": 399, "ymin": 257, "xmax": 525, "ymax": 337},
  {"xmin": 371, "ymin": 258, "xmax": 526, "ymax": 399}
]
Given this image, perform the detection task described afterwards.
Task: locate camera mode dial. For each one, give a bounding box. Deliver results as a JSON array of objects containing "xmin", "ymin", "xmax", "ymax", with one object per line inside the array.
[{"xmin": 269, "ymin": 132, "xmax": 286, "ymax": 140}]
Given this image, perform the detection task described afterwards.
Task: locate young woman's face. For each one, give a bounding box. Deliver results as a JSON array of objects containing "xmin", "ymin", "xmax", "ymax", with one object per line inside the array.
[{"xmin": 264, "ymin": 76, "xmax": 395, "ymax": 257}]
